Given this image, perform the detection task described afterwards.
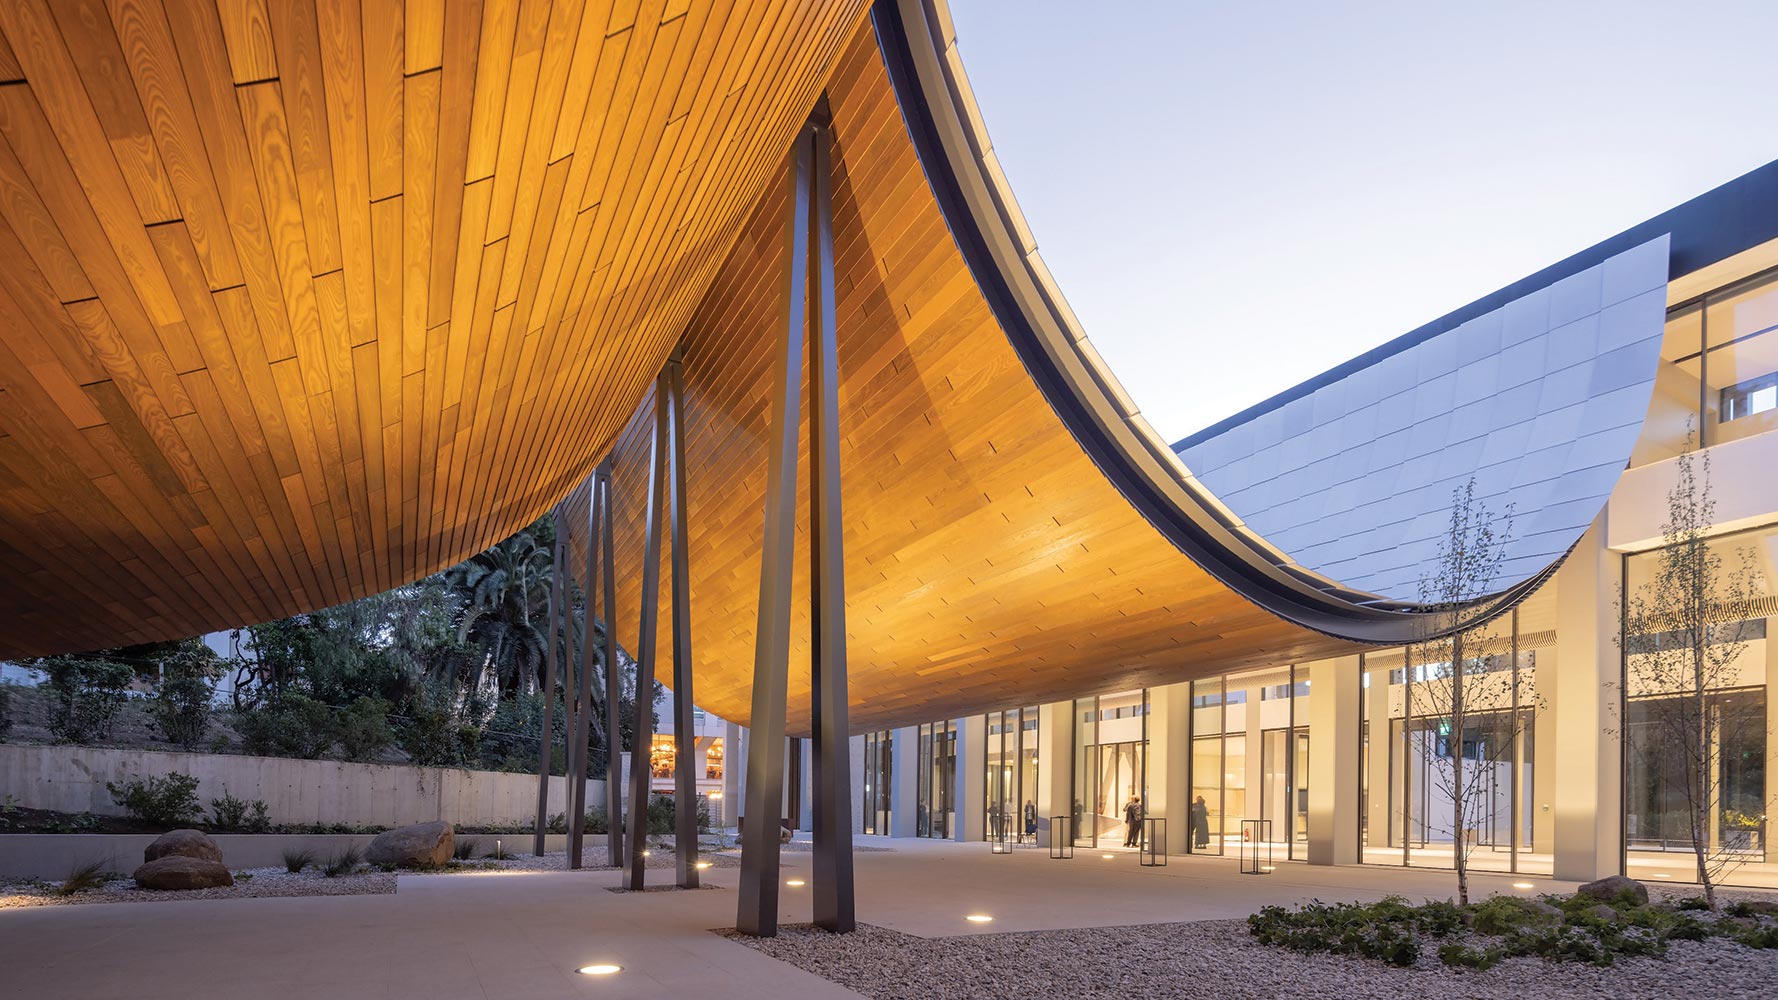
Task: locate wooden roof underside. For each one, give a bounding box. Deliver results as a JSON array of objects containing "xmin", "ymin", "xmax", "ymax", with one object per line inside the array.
[
  {"xmin": 0, "ymin": 0, "xmax": 871, "ymax": 654},
  {"xmin": 596, "ymin": 24, "xmax": 1355, "ymax": 734}
]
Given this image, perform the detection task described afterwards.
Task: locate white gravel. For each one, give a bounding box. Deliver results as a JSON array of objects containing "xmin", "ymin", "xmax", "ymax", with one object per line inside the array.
[
  {"xmin": 0, "ymin": 866, "xmax": 394, "ymax": 909},
  {"xmin": 729, "ymin": 918, "xmax": 1778, "ymax": 1000},
  {"xmin": 432, "ymin": 849, "xmax": 742, "ymax": 873}
]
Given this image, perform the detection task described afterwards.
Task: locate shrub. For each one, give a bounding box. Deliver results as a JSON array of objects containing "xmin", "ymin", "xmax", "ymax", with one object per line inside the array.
[
  {"xmin": 236, "ymin": 694, "xmax": 334, "ymax": 759},
  {"xmin": 453, "ymin": 840, "xmax": 479, "ymax": 861},
  {"xmin": 1736, "ymin": 923, "xmax": 1778, "ymax": 949},
  {"xmin": 151, "ymin": 672, "xmax": 214, "ymax": 748},
  {"xmin": 336, "ymin": 697, "xmax": 394, "ymax": 762},
  {"xmin": 282, "ymin": 848, "xmax": 315, "ymax": 873},
  {"xmin": 321, "ymin": 845, "xmax": 363, "ymax": 877},
  {"xmin": 106, "ymin": 772, "xmax": 201, "ymax": 827},
  {"xmin": 1470, "ymin": 895, "xmax": 1559, "ymax": 936},
  {"xmin": 398, "ymin": 693, "xmax": 481, "ymax": 767},
  {"xmin": 209, "ymin": 789, "xmax": 271, "ymax": 833},
  {"xmin": 585, "ymin": 806, "xmax": 609, "ymax": 835},
  {"xmin": 1437, "ymin": 941, "xmax": 1504, "ymax": 970},
  {"xmin": 1248, "ymin": 899, "xmax": 1423, "ymax": 967},
  {"xmin": 39, "ymin": 657, "xmax": 134, "ymax": 743},
  {"xmin": 1677, "ymin": 896, "xmax": 1711, "ymax": 911},
  {"xmin": 57, "ymin": 859, "xmax": 110, "ymax": 896}
]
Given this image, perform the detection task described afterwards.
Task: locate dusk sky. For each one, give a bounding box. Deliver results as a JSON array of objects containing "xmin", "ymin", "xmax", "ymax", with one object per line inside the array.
[{"xmin": 948, "ymin": 1, "xmax": 1778, "ymax": 442}]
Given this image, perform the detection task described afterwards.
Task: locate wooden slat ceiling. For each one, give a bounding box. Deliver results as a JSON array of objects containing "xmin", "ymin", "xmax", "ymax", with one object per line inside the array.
[
  {"xmin": 601, "ymin": 24, "xmax": 1359, "ymax": 734},
  {"xmin": 0, "ymin": 0, "xmax": 873, "ymax": 655}
]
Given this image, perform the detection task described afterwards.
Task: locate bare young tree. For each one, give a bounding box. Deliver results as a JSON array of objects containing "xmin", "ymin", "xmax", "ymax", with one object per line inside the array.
[
  {"xmin": 1622, "ymin": 440, "xmax": 1765, "ymax": 911},
  {"xmin": 1407, "ymin": 478, "xmax": 1535, "ymax": 905}
]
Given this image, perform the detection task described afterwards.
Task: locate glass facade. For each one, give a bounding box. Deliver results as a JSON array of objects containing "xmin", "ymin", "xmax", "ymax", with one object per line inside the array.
[
  {"xmin": 1360, "ymin": 590, "xmax": 1549, "ymax": 875},
  {"xmin": 1635, "ymin": 270, "xmax": 1778, "ymax": 465},
  {"xmin": 915, "ymin": 721, "xmax": 955, "ymax": 838},
  {"xmin": 1623, "ymin": 521, "xmax": 1776, "ymax": 886},
  {"xmin": 1072, "ymin": 690, "xmax": 1148, "ymax": 847},
  {"xmin": 861, "ymin": 730, "xmax": 892, "ymax": 835},
  {"xmin": 983, "ymin": 707, "xmax": 1040, "ymax": 845},
  {"xmin": 1185, "ymin": 666, "xmax": 1307, "ymax": 859}
]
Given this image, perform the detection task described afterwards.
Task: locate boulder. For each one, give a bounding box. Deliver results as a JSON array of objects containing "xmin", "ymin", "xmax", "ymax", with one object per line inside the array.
[
  {"xmin": 1577, "ymin": 875, "xmax": 1648, "ymax": 907},
  {"xmin": 133, "ymin": 855, "xmax": 234, "ymax": 890},
  {"xmin": 143, "ymin": 829, "xmax": 223, "ymax": 865},
  {"xmin": 1585, "ymin": 904, "xmax": 1620, "ymax": 923},
  {"xmin": 365, "ymin": 821, "xmax": 454, "ymax": 868},
  {"xmin": 1737, "ymin": 900, "xmax": 1778, "ymax": 916}
]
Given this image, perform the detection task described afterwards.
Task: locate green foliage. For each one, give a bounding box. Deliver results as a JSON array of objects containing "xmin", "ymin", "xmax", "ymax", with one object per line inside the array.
[
  {"xmin": 585, "ymin": 806, "xmax": 609, "ymax": 835},
  {"xmin": 1247, "ymin": 898, "xmax": 1425, "ymax": 967},
  {"xmin": 336, "ymin": 697, "xmax": 394, "ymax": 762},
  {"xmin": 1437, "ymin": 941, "xmax": 1504, "ymax": 970},
  {"xmin": 106, "ymin": 772, "xmax": 201, "ymax": 827},
  {"xmin": 1677, "ymin": 896, "xmax": 1712, "ymax": 911},
  {"xmin": 1469, "ymin": 895, "xmax": 1559, "ymax": 935},
  {"xmin": 452, "ymin": 840, "xmax": 479, "ymax": 861},
  {"xmin": 209, "ymin": 789, "xmax": 271, "ymax": 832},
  {"xmin": 1736, "ymin": 923, "xmax": 1778, "ymax": 949},
  {"xmin": 38, "ymin": 655, "xmax": 135, "ymax": 742},
  {"xmin": 321, "ymin": 845, "xmax": 363, "ymax": 877},
  {"xmin": 236, "ymin": 694, "xmax": 334, "ymax": 758},
  {"xmin": 397, "ymin": 686, "xmax": 481, "ymax": 767},
  {"xmin": 152, "ymin": 674, "xmax": 214, "ymax": 749},
  {"xmin": 0, "ymin": 683, "xmax": 14, "ymax": 742},
  {"xmin": 282, "ymin": 848, "xmax": 314, "ymax": 873},
  {"xmin": 57, "ymin": 859, "xmax": 111, "ymax": 896}
]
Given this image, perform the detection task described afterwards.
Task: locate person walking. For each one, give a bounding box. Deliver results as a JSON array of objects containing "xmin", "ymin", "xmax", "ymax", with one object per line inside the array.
[
  {"xmin": 1122, "ymin": 794, "xmax": 1143, "ymax": 848},
  {"xmin": 1192, "ymin": 794, "xmax": 1211, "ymax": 850}
]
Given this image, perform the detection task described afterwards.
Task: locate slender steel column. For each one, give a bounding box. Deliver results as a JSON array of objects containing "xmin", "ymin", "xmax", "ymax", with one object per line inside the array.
[
  {"xmin": 562, "ymin": 521, "xmax": 583, "ymax": 866},
  {"xmin": 600, "ymin": 464, "xmax": 624, "ymax": 867},
  {"xmin": 666, "ymin": 350, "xmax": 700, "ymax": 889},
  {"xmin": 570, "ymin": 472, "xmax": 599, "ymax": 868},
  {"xmin": 534, "ymin": 516, "xmax": 564, "ymax": 856},
  {"xmin": 626, "ymin": 384, "xmax": 669, "ymax": 890},
  {"xmin": 736, "ymin": 130, "xmax": 813, "ymax": 938},
  {"xmin": 806, "ymin": 106, "xmax": 855, "ymax": 931}
]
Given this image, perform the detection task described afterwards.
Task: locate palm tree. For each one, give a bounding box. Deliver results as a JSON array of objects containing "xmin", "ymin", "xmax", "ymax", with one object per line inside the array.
[{"xmin": 449, "ymin": 528, "xmax": 554, "ymax": 698}]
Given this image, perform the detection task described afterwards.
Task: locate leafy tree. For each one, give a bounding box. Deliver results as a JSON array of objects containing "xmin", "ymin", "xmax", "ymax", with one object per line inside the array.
[
  {"xmin": 336, "ymin": 696, "xmax": 395, "ymax": 762},
  {"xmin": 0, "ymin": 683, "xmax": 14, "ymax": 742},
  {"xmin": 35, "ymin": 653, "xmax": 135, "ymax": 743},
  {"xmin": 236, "ymin": 693, "xmax": 335, "ymax": 759},
  {"xmin": 150, "ymin": 638, "xmax": 225, "ymax": 748},
  {"xmin": 448, "ymin": 519, "xmax": 556, "ymax": 698},
  {"xmin": 1406, "ymin": 478, "xmax": 1535, "ymax": 906},
  {"xmin": 1622, "ymin": 439, "xmax": 1768, "ymax": 910}
]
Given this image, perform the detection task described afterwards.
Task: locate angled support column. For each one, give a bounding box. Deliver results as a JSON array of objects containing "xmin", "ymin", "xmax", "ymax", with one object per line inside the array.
[
  {"xmin": 535, "ymin": 516, "xmax": 565, "ymax": 856},
  {"xmin": 807, "ymin": 102, "xmax": 855, "ymax": 932},
  {"xmin": 561, "ymin": 516, "xmax": 583, "ymax": 866},
  {"xmin": 598, "ymin": 463, "xmax": 624, "ymax": 868},
  {"xmin": 626, "ymin": 386, "xmax": 670, "ymax": 890},
  {"xmin": 569, "ymin": 472, "xmax": 599, "ymax": 869},
  {"xmin": 666, "ymin": 349, "xmax": 700, "ymax": 889},
  {"xmin": 736, "ymin": 122, "xmax": 815, "ymax": 938}
]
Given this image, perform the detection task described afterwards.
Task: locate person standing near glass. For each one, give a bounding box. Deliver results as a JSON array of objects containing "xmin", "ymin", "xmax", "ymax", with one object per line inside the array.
[
  {"xmin": 1192, "ymin": 795, "xmax": 1211, "ymax": 850},
  {"xmin": 1123, "ymin": 794, "xmax": 1143, "ymax": 847}
]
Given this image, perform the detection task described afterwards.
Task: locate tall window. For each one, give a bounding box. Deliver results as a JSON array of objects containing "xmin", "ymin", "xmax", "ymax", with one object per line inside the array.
[
  {"xmin": 984, "ymin": 707, "xmax": 1039, "ymax": 846},
  {"xmin": 915, "ymin": 721, "xmax": 955, "ymax": 838},
  {"xmin": 1071, "ymin": 690, "xmax": 1147, "ymax": 848},
  {"xmin": 1623, "ymin": 522, "xmax": 1775, "ymax": 886},
  {"xmin": 861, "ymin": 731, "xmax": 892, "ymax": 835}
]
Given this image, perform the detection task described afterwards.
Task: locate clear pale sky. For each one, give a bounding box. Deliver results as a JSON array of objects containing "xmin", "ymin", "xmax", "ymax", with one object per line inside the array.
[{"xmin": 948, "ymin": 1, "xmax": 1778, "ymax": 442}]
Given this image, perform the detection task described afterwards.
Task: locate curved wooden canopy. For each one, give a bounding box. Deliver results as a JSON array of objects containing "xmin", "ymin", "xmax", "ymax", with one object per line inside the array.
[
  {"xmin": 602, "ymin": 14, "xmax": 1357, "ymax": 733},
  {"xmin": 0, "ymin": 0, "xmax": 872, "ymax": 655}
]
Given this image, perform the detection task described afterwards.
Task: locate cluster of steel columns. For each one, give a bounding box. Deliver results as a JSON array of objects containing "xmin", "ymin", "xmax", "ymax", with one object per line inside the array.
[
  {"xmin": 529, "ymin": 105, "xmax": 857, "ymax": 930},
  {"xmin": 735, "ymin": 105, "xmax": 856, "ymax": 937}
]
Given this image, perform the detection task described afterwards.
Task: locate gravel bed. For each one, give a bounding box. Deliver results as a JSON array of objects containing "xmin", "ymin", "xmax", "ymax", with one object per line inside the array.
[
  {"xmin": 729, "ymin": 918, "xmax": 1778, "ymax": 1000},
  {"xmin": 718, "ymin": 842, "xmax": 896, "ymax": 854},
  {"xmin": 0, "ymin": 867, "xmax": 394, "ymax": 909}
]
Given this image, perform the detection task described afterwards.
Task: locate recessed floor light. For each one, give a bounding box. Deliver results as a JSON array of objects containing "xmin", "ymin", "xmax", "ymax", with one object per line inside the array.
[
  {"xmin": 695, "ymin": 861, "xmax": 711, "ymax": 869},
  {"xmin": 785, "ymin": 879, "xmax": 805, "ymax": 887},
  {"xmin": 1101, "ymin": 853, "xmax": 1115, "ymax": 860},
  {"xmin": 641, "ymin": 850, "xmax": 652, "ymax": 857},
  {"xmin": 1512, "ymin": 882, "xmax": 1535, "ymax": 890},
  {"xmin": 1259, "ymin": 865, "xmax": 1275, "ymax": 872},
  {"xmin": 1651, "ymin": 873, "xmax": 1671, "ymax": 879},
  {"xmin": 577, "ymin": 964, "xmax": 622, "ymax": 976},
  {"xmin": 965, "ymin": 914, "xmax": 993, "ymax": 923}
]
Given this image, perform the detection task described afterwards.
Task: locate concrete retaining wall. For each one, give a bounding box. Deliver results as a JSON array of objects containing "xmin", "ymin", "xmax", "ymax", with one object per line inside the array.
[
  {"xmin": 0, "ymin": 743, "xmax": 605, "ymax": 830},
  {"xmin": 0, "ymin": 833, "xmax": 574, "ymax": 881}
]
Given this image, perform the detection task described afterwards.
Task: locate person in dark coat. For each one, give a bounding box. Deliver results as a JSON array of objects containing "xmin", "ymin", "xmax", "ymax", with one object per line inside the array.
[
  {"xmin": 1192, "ymin": 795, "xmax": 1211, "ymax": 849},
  {"xmin": 1123, "ymin": 794, "xmax": 1143, "ymax": 847}
]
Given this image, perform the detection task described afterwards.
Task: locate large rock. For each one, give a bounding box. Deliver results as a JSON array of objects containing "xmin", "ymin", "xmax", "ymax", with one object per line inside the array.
[
  {"xmin": 143, "ymin": 829, "xmax": 222, "ymax": 865},
  {"xmin": 365, "ymin": 821, "xmax": 454, "ymax": 868},
  {"xmin": 1577, "ymin": 875, "xmax": 1648, "ymax": 907},
  {"xmin": 133, "ymin": 855, "xmax": 234, "ymax": 890}
]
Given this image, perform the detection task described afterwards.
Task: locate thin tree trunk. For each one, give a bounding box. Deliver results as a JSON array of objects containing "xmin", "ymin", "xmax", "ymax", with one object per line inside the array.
[
  {"xmin": 1452, "ymin": 634, "xmax": 1468, "ymax": 906},
  {"xmin": 1694, "ymin": 641, "xmax": 1715, "ymax": 910}
]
